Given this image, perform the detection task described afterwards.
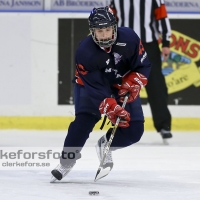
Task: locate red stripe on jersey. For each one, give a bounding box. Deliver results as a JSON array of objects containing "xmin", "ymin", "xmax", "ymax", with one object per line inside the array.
[
  {"xmin": 154, "ymin": 4, "xmax": 167, "ymax": 20},
  {"xmin": 75, "ymin": 70, "xmax": 84, "ymax": 85}
]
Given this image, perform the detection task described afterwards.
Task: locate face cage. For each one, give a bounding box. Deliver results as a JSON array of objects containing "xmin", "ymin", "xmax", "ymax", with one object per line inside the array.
[{"xmin": 90, "ymin": 25, "xmax": 117, "ymax": 48}]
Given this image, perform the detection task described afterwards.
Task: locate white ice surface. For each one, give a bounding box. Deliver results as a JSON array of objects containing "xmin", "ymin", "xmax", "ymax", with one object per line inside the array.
[{"xmin": 0, "ymin": 130, "xmax": 200, "ymax": 200}]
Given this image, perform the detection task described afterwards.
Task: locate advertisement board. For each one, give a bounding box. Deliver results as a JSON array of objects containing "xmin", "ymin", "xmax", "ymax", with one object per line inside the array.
[
  {"xmin": 140, "ymin": 19, "xmax": 200, "ymax": 105},
  {"xmin": 165, "ymin": 0, "xmax": 200, "ymax": 13},
  {"xmin": 58, "ymin": 18, "xmax": 200, "ymax": 105},
  {"xmin": 0, "ymin": 0, "xmax": 200, "ymax": 13},
  {"xmin": 0, "ymin": 16, "xmax": 31, "ymax": 105},
  {"xmin": 51, "ymin": 0, "xmax": 110, "ymax": 12},
  {"xmin": 0, "ymin": 0, "xmax": 44, "ymax": 11}
]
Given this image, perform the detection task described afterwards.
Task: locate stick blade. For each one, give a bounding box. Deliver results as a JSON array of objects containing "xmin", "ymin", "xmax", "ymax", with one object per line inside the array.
[{"xmin": 94, "ymin": 163, "xmax": 113, "ymax": 182}]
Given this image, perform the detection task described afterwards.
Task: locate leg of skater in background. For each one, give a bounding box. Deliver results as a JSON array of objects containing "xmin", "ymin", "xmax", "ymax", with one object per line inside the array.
[{"xmin": 143, "ymin": 42, "xmax": 172, "ymax": 144}]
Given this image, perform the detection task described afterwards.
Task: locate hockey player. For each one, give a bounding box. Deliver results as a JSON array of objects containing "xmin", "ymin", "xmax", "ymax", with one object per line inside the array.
[{"xmin": 51, "ymin": 6, "xmax": 151, "ymax": 182}]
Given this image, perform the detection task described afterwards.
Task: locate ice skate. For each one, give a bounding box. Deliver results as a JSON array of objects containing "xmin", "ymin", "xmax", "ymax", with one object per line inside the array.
[
  {"xmin": 159, "ymin": 129, "xmax": 173, "ymax": 145},
  {"xmin": 50, "ymin": 162, "xmax": 75, "ymax": 183},
  {"xmin": 95, "ymin": 134, "xmax": 113, "ymax": 181},
  {"xmin": 50, "ymin": 151, "xmax": 81, "ymax": 183}
]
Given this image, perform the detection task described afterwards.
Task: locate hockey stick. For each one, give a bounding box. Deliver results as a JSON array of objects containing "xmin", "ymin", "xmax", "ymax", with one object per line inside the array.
[{"xmin": 94, "ymin": 94, "xmax": 129, "ymax": 182}]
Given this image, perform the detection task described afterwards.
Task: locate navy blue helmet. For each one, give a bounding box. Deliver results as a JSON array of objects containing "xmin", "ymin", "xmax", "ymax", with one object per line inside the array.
[{"xmin": 88, "ymin": 6, "xmax": 117, "ymax": 48}]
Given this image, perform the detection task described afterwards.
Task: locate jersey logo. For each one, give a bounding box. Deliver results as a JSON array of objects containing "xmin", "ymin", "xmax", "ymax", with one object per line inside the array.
[
  {"xmin": 141, "ymin": 52, "xmax": 147, "ymax": 63},
  {"xmin": 105, "ymin": 68, "xmax": 122, "ymax": 78},
  {"xmin": 113, "ymin": 52, "xmax": 122, "ymax": 65},
  {"xmin": 106, "ymin": 59, "xmax": 110, "ymax": 65},
  {"xmin": 116, "ymin": 42, "xmax": 126, "ymax": 46},
  {"xmin": 105, "ymin": 68, "xmax": 112, "ymax": 73},
  {"xmin": 77, "ymin": 64, "xmax": 88, "ymax": 75},
  {"xmin": 139, "ymin": 40, "xmax": 145, "ymax": 55}
]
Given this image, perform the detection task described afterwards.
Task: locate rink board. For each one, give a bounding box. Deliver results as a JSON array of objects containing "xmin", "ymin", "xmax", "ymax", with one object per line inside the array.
[{"xmin": 0, "ymin": 116, "xmax": 199, "ymax": 130}]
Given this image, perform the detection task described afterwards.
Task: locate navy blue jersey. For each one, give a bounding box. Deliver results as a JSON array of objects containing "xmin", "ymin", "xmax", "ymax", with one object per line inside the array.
[{"xmin": 75, "ymin": 27, "xmax": 151, "ymax": 107}]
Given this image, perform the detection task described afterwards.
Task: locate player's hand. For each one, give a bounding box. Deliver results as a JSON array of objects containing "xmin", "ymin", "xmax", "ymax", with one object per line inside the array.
[
  {"xmin": 118, "ymin": 72, "xmax": 147, "ymax": 103},
  {"xmin": 162, "ymin": 47, "xmax": 170, "ymax": 61},
  {"xmin": 99, "ymin": 98, "xmax": 130, "ymax": 128}
]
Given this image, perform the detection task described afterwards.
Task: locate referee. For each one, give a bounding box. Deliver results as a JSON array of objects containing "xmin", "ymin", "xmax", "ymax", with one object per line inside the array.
[{"xmin": 110, "ymin": 0, "xmax": 172, "ymax": 139}]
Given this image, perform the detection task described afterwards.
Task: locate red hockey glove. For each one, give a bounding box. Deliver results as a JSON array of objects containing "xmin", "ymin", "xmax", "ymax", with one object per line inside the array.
[
  {"xmin": 118, "ymin": 72, "xmax": 147, "ymax": 103},
  {"xmin": 99, "ymin": 98, "xmax": 130, "ymax": 128}
]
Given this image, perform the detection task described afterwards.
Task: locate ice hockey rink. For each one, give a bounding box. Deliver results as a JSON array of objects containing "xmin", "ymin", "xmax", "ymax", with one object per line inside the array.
[
  {"xmin": 0, "ymin": 130, "xmax": 200, "ymax": 200},
  {"xmin": 0, "ymin": 7, "xmax": 200, "ymax": 200}
]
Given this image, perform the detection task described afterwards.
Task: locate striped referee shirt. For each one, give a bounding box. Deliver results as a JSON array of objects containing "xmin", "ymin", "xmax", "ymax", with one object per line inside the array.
[{"xmin": 110, "ymin": 0, "xmax": 171, "ymax": 47}]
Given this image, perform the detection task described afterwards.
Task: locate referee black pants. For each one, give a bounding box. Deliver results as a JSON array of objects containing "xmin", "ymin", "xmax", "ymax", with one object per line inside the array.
[{"xmin": 143, "ymin": 41, "xmax": 171, "ymax": 132}]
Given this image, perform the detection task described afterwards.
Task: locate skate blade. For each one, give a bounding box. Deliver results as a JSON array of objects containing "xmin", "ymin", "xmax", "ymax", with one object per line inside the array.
[
  {"xmin": 163, "ymin": 139, "xmax": 169, "ymax": 145},
  {"xmin": 50, "ymin": 176, "xmax": 57, "ymax": 183},
  {"xmin": 95, "ymin": 144, "xmax": 101, "ymax": 162},
  {"xmin": 94, "ymin": 166, "xmax": 111, "ymax": 182}
]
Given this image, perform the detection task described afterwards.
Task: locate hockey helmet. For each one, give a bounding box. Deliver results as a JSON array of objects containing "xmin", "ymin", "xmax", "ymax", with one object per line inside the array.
[{"xmin": 88, "ymin": 6, "xmax": 117, "ymax": 48}]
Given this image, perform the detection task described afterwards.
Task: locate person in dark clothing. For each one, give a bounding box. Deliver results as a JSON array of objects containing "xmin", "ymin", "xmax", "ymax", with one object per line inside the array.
[{"xmin": 51, "ymin": 6, "xmax": 151, "ymax": 182}]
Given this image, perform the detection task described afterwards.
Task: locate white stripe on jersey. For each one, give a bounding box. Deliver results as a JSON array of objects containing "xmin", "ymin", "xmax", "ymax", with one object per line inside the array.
[
  {"xmin": 124, "ymin": 1, "xmax": 130, "ymax": 27},
  {"xmin": 114, "ymin": 0, "xmax": 121, "ymax": 26},
  {"xmin": 165, "ymin": 18, "xmax": 171, "ymax": 41},
  {"xmin": 111, "ymin": 0, "xmax": 171, "ymax": 44},
  {"xmin": 144, "ymin": 0, "xmax": 153, "ymax": 42},
  {"xmin": 133, "ymin": 0, "xmax": 140, "ymax": 37},
  {"xmin": 155, "ymin": 0, "xmax": 161, "ymax": 7}
]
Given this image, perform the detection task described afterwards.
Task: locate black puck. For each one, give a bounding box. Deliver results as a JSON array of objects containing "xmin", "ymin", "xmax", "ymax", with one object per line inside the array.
[{"xmin": 89, "ymin": 191, "xmax": 99, "ymax": 195}]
